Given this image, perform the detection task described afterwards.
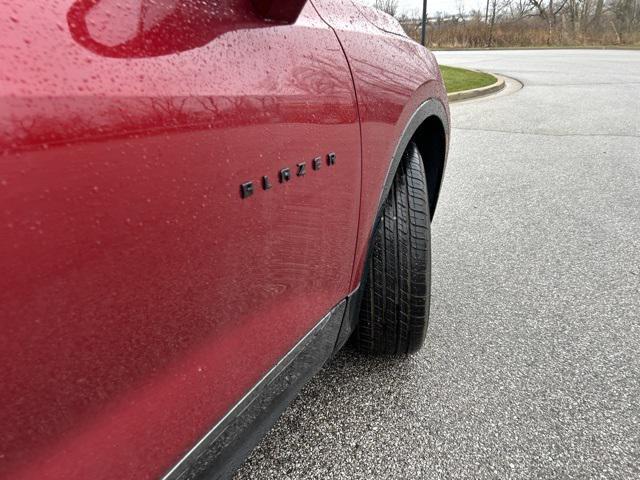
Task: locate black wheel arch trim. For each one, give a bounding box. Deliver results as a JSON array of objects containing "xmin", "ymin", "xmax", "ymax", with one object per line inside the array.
[{"xmin": 380, "ymin": 97, "xmax": 449, "ymax": 223}]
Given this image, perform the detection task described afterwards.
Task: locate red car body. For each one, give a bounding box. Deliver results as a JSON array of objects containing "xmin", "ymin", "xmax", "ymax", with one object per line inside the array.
[{"xmin": 0, "ymin": 1, "xmax": 449, "ymax": 478}]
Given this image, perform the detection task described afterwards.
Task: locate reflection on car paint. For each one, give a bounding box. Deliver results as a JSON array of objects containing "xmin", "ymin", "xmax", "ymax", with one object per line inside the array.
[{"xmin": 0, "ymin": 2, "xmax": 360, "ymax": 479}]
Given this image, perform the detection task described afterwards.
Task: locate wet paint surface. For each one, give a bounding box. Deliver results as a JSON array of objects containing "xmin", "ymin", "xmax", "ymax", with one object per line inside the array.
[
  {"xmin": 0, "ymin": 0, "xmax": 448, "ymax": 478},
  {"xmin": 1, "ymin": 1, "xmax": 359, "ymax": 478},
  {"xmin": 312, "ymin": 0, "xmax": 448, "ymax": 288}
]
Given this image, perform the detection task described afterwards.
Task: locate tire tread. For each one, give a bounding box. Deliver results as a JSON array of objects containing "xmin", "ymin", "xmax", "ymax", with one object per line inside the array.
[{"xmin": 354, "ymin": 142, "xmax": 431, "ymax": 355}]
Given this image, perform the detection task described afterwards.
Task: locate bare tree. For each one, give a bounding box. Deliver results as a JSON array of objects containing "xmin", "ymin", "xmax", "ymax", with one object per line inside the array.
[
  {"xmin": 392, "ymin": 0, "xmax": 639, "ymax": 46},
  {"xmin": 528, "ymin": 0, "xmax": 570, "ymax": 43},
  {"xmin": 374, "ymin": 0, "xmax": 399, "ymax": 17},
  {"xmin": 609, "ymin": 0, "xmax": 640, "ymax": 42},
  {"xmin": 508, "ymin": 0, "xmax": 534, "ymax": 18},
  {"xmin": 486, "ymin": 0, "xmax": 503, "ymax": 45},
  {"xmin": 592, "ymin": 0, "xmax": 605, "ymax": 29}
]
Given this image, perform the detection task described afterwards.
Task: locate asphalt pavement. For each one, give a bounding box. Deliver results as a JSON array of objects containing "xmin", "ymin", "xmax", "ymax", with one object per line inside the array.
[{"xmin": 234, "ymin": 50, "xmax": 640, "ymax": 479}]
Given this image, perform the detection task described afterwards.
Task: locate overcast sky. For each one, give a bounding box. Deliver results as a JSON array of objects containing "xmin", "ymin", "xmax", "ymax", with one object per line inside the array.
[{"xmin": 355, "ymin": 0, "xmax": 486, "ymax": 16}]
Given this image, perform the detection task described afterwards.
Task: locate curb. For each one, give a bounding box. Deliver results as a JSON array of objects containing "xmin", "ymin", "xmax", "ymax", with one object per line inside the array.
[{"xmin": 448, "ymin": 74, "xmax": 505, "ymax": 102}]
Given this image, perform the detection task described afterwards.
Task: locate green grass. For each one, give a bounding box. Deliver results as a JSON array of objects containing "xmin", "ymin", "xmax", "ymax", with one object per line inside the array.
[{"xmin": 440, "ymin": 65, "xmax": 497, "ymax": 93}]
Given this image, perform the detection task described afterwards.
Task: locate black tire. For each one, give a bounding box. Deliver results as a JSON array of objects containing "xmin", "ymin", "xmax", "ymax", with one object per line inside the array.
[{"xmin": 353, "ymin": 142, "xmax": 431, "ymax": 355}]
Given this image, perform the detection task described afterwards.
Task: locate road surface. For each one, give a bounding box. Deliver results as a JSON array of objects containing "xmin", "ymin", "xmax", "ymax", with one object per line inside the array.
[{"xmin": 234, "ymin": 50, "xmax": 640, "ymax": 479}]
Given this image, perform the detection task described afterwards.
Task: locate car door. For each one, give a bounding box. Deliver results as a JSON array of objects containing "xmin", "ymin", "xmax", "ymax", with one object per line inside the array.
[{"xmin": 0, "ymin": 1, "xmax": 360, "ymax": 478}]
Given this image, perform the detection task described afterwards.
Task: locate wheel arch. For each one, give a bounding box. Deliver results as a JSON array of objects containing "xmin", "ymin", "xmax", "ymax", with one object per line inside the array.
[
  {"xmin": 411, "ymin": 114, "xmax": 448, "ymax": 219},
  {"xmin": 333, "ymin": 97, "xmax": 449, "ymax": 353},
  {"xmin": 370, "ymin": 97, "xmax": 449, "ymax": 227},
  {"xmin": 389, "ymin": 97, "xmax": 449, "ymax": 220}
]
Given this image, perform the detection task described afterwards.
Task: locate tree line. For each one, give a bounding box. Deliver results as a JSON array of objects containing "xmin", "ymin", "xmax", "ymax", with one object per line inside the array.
[{"xmin": 374, "ymin": 0, "xmax": 640, "ymax": 46}]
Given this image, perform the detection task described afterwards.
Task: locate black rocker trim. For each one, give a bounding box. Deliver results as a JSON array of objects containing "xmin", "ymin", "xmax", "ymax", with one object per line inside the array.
[{"xmin": 162, "ymin": 300, "xmax": 347, "ymax": 480}]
